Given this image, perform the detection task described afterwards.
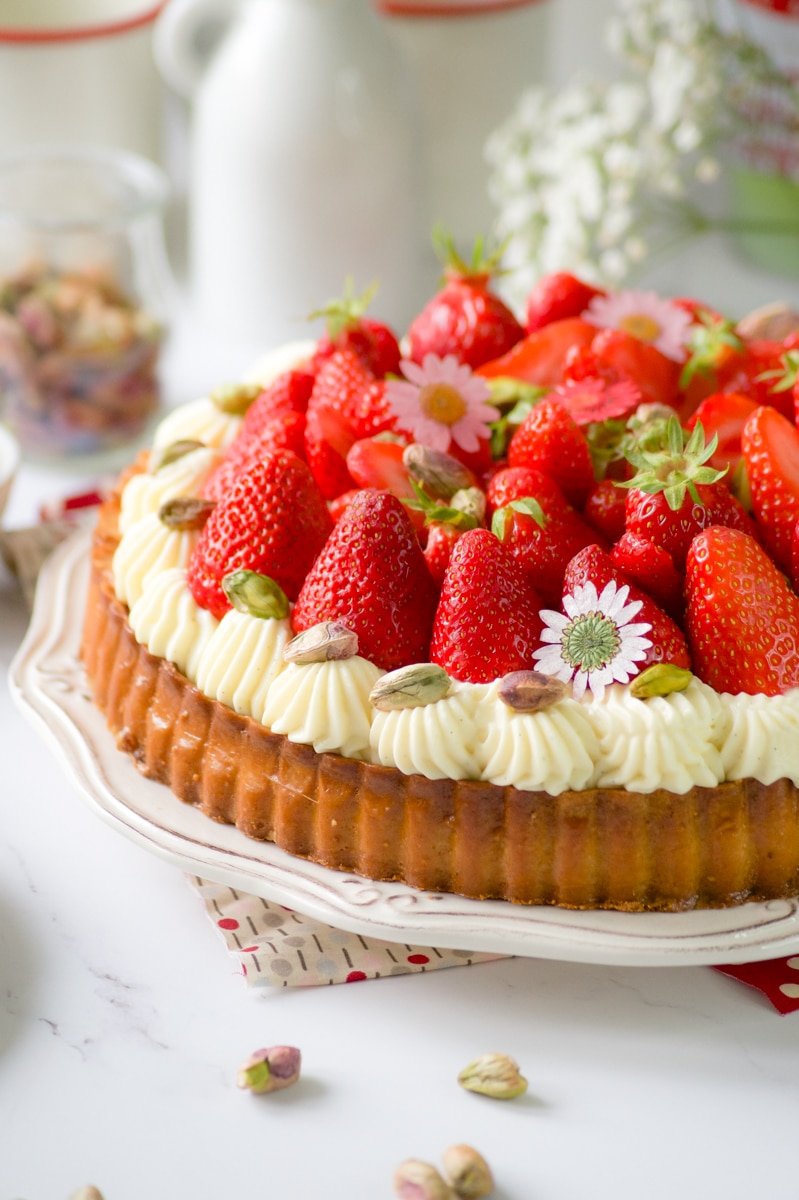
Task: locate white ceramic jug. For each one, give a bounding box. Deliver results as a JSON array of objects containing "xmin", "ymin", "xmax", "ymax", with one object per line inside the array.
[{"xmin": 155, "ymin": 0, "xmax": 430, "ymax": 350}]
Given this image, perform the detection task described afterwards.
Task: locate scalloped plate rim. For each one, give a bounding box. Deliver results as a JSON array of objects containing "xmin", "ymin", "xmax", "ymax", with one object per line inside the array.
[{"xmin": 9, "ymin": 529, "xmax": 799, "ymax": 967}]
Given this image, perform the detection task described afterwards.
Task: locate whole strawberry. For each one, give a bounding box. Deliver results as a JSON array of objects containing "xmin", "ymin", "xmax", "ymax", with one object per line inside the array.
[
  {"xmin": 406, "ymin": 233, "xmax": 524, "ymax": 370},
  {"xmin": 563, "ymin": 544, "xmax": 691, "ymax": 670},
  {"xmin": 310, "ymin": 279, "xmax": 401, "ymax": 377},
  {"xmin": 291, "ymin": 489, "xmax": 437, "ymax": 671},
  {"xmin": 507, "ymin": 396, "xmax": 596, "ymax": 510},
  {"xmin": 741, "ymin": 404, "xmax": 799, "ymax": 574},
  {"xmin": 524, "ymin": 271, "xmax": 605, "ymax": 333},
  {"xmin": 187, "ymin": 450, "xmax": 333, "ymax": 619},
  {"xmin": 622, "ymin": 416, "xmax": 757, "ymax": 570},
  {"xmin": 685, "ymin": 525, "xmax": 799, "ymax": 695},
  {"xmin": 429, "ymin": 528, "xmax": 545, "ymax": 684},
  {"xmin": 202, "ymin": 409, "xmax": 307, "ymax": 503}
]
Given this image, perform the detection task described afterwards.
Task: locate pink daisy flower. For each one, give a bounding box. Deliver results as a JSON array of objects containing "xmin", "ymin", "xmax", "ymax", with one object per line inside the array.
[
  {"xmin": 584, "ymin": 290, "xmax": 693, "ymax": 362},
  {"xmin": 385, "ymin": 353, "xmax": 500, "ymax": 454},
  {"xmin": 549, "ymin": 377, "xmax": 642, "ymax": 426}
]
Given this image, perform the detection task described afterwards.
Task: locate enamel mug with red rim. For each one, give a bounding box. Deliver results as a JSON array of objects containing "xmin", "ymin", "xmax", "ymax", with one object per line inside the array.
[{"xmin": 0, "ymin": 2, "xmax": 166, "ymax": 163}]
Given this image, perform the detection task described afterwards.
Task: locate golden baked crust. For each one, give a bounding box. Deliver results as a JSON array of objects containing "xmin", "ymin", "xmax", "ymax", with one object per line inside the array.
[{"xmin": 81, "ymin": 475, "xmax": 799, "ymax": 911}]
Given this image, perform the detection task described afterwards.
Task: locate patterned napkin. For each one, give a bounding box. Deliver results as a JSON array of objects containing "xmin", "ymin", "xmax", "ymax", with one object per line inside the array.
[
  {"xmin": 9, "ymin": 509, "xmax": 799, "ymax": 1014},
  {"xmin": 190, "ymin": 876, "xmax": 799, "ymax": 1012}
]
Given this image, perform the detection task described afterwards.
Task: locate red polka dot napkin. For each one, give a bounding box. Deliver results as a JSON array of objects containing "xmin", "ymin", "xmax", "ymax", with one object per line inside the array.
[
  {"xmin": 191, "ymin": 877, "xmax": 799, "ymax": 1008},
  {"xmin": 191, "ymin": 877, "xmax": 506, "ymax": 987}
]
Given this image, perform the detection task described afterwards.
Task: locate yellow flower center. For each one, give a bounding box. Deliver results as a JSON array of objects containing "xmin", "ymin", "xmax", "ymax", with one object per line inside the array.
[
  {"xmin": 619, "ymin": 313, "xmax": 661, "ymax": 344},
  {"xmin": 419, "ymin": 382, "xmax": 468, "ymax": 426}
]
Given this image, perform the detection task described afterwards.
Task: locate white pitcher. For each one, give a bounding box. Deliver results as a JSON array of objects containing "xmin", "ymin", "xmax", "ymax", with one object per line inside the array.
[{"xmin": 155, "ymin": 0, "xmax": 430, "ymax": 349}]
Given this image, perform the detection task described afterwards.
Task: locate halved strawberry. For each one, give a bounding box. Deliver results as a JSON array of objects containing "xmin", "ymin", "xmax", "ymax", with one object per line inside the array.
[
  {"xmin": 685, "ymin": 525, "xmax": 799, "ymax": 695},
  {"xmin": 429, "ymin": 528, "xmax": 544, "ymax": 684},
  {"xmin": 187, "ymin": 450, "xmax": 333, "ymax": 619},
  {"xmin": 476, "ymin": 317, "xmax": 596, "ymax": 387},
  {"xmin": 507, "ymin": 396, "xmax": 596, "ymax": 509},
  {"xmin": 685, "ymin": 391, "xmax": 758, "ymax": 476},
  {"xmin": 741, "ymin": 404, "xmax": 799, "ymax": 572},
  {"xmin": 345, "ymin": 438, "xmax": 425, "ymax": 535},
  {"xmin": 585, "ymin": 328, "xmax": 681, "ymax": 408},
  {"xmin": 563, "ymin": 544, "xmax": 691, "ymax": 669},
  {"xmin": 292, "ymin": 490, "xmax": 437, "ymax": 671}
]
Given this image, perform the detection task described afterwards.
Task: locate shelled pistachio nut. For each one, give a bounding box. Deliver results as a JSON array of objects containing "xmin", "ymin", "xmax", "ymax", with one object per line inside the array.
[
  {"xmin": 151, "ymin": 438, "xmax": 205, "ymax": 471},
  {"xmin": 157, "ymin": 496, "xmax": 216, "ymax": 531},
  {"xmin": 402, "ymin": 443, "xmax": 475, "ymax": 498},
  {"xmin": 370, "ymin": 663, "xmax": 452, "ymax": 711},
  {"xmin": 441, "ymin": 1145, "xmax": 494, "ymax": 1198},
  {"xmin": 497, "ymin": 670, "xmax": 569, "ymax": 712},
  {"xmin": 236, "ymin": 1045, "xmax": 301, "ymax": 1094},
  {"xmin": 393, "ymin": 1160, "xmax": 456, "ymax": 1200},
  {"xmin": 457, "ymin": 1053, "xmax": 528, "ymax": 1100},
  {"xmin": 630, "ymin": 663, "xmax": 693, "ymax": 699},
  {"xmin": 450, "ymin": 487, "xmax": 486, "ymax": 525},
  {"xmin": 210, "ymin": 381, "xmax": 262, "ymax": 415},
  {"xmin": 283, "ymin": 621, "xmax": 359, "ymax": 663},
  {"xmin": 222, "ymin": 570, "xmax": 290, "ymax": 619}
]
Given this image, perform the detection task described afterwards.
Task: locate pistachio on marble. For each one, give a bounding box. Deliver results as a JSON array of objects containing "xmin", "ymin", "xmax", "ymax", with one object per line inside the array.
[
  {"xmin": 151, "ymin": 438, "xmax": 206, "ymax": 472},
  {"xmin": 157, "ymin": 496, "xmax": 216, "ymax": 531},
  {"xmin": 223, "ymin": 570, "xmax": 290, "ymax": 619},
  {"xmin": 736, "ymin": 300, "xmax": 799, "ymax": 342},
  {"xmin": 497, "ymin": 670, "xmax": 569, "ymax": 712},
  {"xmin": 370, "ymin": 663, "xmax": 451, "ymax": 711},
  {"xmin": 283, "ymin": 621, "xmax": 359, "ymax": 663},
  {"xmin": 629, "ymin": 663, "xmax": 693, "ymax": 699},
  {"xmin": 236, "ymin": 1045, "xmax": 301, "ymax": 1094},
  {"xmin": 441, "ymin": 1145, "xmax": 494, "ymax": 1199},
  {"xmin": 402, "ymin": 443, "xmax": 476, "ymax": 499},
  {"xmin": 210, "ymin": 381, "xmax": 262, "ymax": 415},
  {"xmin": 457, "ymin": 1053, "xmax": 528, "ymax": 1100},
  {"xmin": 393, "ymin": 1159, "xmax": 456, "ymax": 1200}
]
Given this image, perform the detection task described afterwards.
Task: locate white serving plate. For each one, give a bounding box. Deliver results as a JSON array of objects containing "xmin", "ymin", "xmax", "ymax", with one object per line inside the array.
[{"xmin": 10, "ymin": 529, "xmax": 799, "ymax": 967}]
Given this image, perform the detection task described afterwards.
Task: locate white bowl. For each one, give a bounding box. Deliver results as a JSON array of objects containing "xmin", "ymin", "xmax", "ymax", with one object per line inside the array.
[{"xmin": 0, "ymin": 423, "xmax": 20, "ymax": 522}]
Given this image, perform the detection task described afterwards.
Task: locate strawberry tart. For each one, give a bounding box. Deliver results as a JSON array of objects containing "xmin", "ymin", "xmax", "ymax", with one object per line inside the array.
[{"xmin": 81, "ymin": 255, "xmax": 799, "ymax": 911}]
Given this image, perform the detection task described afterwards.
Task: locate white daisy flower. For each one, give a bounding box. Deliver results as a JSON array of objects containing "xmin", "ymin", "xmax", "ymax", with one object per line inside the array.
[{"xmin": 533, "ymin": 581, "xmax": 652, "ymax": 702}]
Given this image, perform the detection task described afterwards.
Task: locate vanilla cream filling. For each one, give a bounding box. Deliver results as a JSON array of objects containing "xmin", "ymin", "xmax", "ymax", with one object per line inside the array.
[
  {"xmin": 370, "ymin": 682, "xmax": 485, "ymax": 781},
  {"xmin": 121, "ymin": 446, "xmax": 220, "ymax": 533},
  {"xmin": 195, "ymin": 611, "xmax": 291, "ymax": 721},
  {"xmin": 111, "ymin": 398, "xmax": 799, "ymax": 793}
]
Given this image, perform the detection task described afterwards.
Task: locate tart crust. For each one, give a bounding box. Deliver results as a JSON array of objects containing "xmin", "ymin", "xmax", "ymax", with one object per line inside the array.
[{"xmin": 81, "ymin": 472, "xmax": 799, "ymax": 911}]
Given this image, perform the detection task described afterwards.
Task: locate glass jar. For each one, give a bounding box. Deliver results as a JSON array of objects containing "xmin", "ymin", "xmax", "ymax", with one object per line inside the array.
[{"xmin": 0, "ymin": 145, "xmax": 173, "ymax": 462}]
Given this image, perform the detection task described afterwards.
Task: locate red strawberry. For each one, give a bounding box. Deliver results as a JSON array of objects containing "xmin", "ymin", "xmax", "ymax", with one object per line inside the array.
[
  {"xmin": 328, "ymin": 488, "xmax": 360, "ymax": 523},
  {"xmin": 423, "ymin": 521, "xmax": 462, "ymax": 589},
  {"xmin": 741, "ymin": 404, "xmax": 799, "ymax": 573},
  {"xmin": 292, "ymin": 489, "xmax": 437, "ymax": 671},
  {"xmin": 310, "ymin": 280, "xmax": 401, "ymax": 377},
  {"xmin": 609, "ymin": 531, "xmax": 684, "ymax": 622},
  {"xmin": 345, "ymin": 437, "xmax": 425, "ymax": 534},
  {"xmin": 187, "ymin": 450, "xmax": 333, "ymax": 619},
  {"xmin": 623, "ymin": 416, "xmax": 757, "ymax": 570},
  {"xmin": 507, "ymin": 396, "xmax": 596, "ymax": 509},
  {"xmin": 685, "ymin": 390, "xmax": 758, "ymax": 476},
  {"xmin": 304, "ymin": 402, "xmax": 357, "ymax": 500},
  {"xmin": 492, "ymin": 492, "xmax": 604, "ymax": 609},
  {"xmin": 486, "ymin": 465, "xmax": 569, "ymax": 517},
  {"xmin": 429, "ymin": 528, "xmax": 545, "ymax": 684},
  {"xmin": 524, "ymin": 271, "xmax": 605, "ymax": 334},
  {"xmin": 406, "ymin": 235, "xmax": 524, "ymax": 370},
  {"xmin": 563, "ymin": 545, "xmax": 691, "ymax": 670},
  {"xmin": 793, "ymin": 517, "xmax": 799, "ymax": 589},
  {"xmin": 239, "ymin": 369, "xmax": 315, "ymax": 437},
  {"xmin": 685, "ymin": 525, "xmax": 799, "ymax": 695},
  {"xmin": 715, "ymin": 337, "xmax": 795, "ymax": 420},
  {"xmin": 477, "ymin": 317, "xmax": 596, "ymax": 387},
  {"xmin": 582, "ymin": 478, "xmax": 627, "ymax": 544},
  {"xmin": 202, "ymin": 409, "xmax": 307, "ymax": 502},
  {"xmin": 583, "ymin": 328, "xmax": 681, "ymax": 408}
]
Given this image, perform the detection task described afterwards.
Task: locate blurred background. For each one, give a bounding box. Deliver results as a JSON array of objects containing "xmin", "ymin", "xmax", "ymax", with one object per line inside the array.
[{"xmin": 0, "ymin": 0, "xmax": 798, "ymax": 483}]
